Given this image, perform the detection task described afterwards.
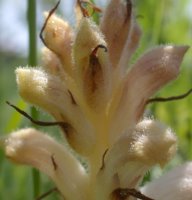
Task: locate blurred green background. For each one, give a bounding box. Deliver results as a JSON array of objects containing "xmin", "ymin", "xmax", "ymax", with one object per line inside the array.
[{"xmin": 0, "ymin": 0, "xmax": 192, "ymax": 199}]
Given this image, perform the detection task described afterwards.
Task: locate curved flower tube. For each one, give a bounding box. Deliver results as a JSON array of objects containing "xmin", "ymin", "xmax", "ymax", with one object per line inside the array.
[{"xmin": 4, "ymin": 128, "xmax": 88, "ymax": 200}]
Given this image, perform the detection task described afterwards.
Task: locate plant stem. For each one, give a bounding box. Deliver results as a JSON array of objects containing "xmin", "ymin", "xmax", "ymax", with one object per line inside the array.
[
  {"xmin": 27, "ymin": 0, "xmax": 37, "ymax": 66},
  {"xmin": 27, "ymin": 0, "xmax": 41, "ymax": 198}
]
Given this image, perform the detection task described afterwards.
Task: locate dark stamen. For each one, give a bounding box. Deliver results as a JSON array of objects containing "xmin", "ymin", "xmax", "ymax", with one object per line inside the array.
[
  {"xmin": 6, "ymin": 101, "xmax": 69, "ymax": 129},
  {"xmin": 91, "ymin": 44, "xmax": 108, "ymax": 57},
  {"xmin": 146, "ymin": 88, "xmax": 192, "ymax": 105},
  {"xmin": 112, "ymin": 188, "xmax": 155, "ymax": 200},
  {"xmin": 100, "ymin": 149, "xmax": 109, "ymax": 170},
  {"xmin": 39, "ymin": 0, "xmax": 60, "ymax": 48},
  {"xmin": 51, "ymin": 154, "xmax": 58, "ymax": 171},
  {"xmin": 35, "ymin": 187, "xmax": 58, "ymax": 200}
]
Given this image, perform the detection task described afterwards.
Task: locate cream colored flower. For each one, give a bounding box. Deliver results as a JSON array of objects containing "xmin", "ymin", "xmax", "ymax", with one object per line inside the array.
[
  {"xmin": 141, "ymin": 162, "xmax": 192, "ymax": 200},
  {"xmin": 2, "ymin": 0, "xmax": 191, "ymax": 199}
]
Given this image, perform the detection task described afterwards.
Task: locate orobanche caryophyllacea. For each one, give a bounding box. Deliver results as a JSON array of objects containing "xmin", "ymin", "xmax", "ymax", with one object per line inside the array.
[{"xmin": 2, "ymin": 0, "xmax": 192, "ymax": 200}]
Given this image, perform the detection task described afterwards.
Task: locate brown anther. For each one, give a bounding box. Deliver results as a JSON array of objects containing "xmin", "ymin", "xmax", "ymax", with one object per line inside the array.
[
  {"xmin": 146, "ymin": 88, "xmax": 192, "ymax": 105},
  {"xmin": 51, "ymin": 154, "xmax": 58, "ymax": 171},
  {"xmin": 91, "ymin": 44, "xmax": 108, "ymax": 57},
  {"xmin": 35, "ymin": 187, "xmax": 58, "ymax": 200},
  {"xmin": 40, "ymin": 0, "xmax": 60, "ymax": 48},
  {"xmin": 100, "ymin": 149, "xmax": 109, "ymax": 170},
  {"xmin": 6, "ymin": 101, "xmax": 69, "ymax": 128},
  {"xmin": 112, "ymin": 188, "xmax": 155, "ymax": 200}
]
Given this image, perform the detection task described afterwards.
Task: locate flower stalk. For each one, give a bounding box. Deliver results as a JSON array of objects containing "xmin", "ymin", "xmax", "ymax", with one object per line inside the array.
[{"xmin": 27, "ymin": 0, "xmax": 41, "ymax": 197}]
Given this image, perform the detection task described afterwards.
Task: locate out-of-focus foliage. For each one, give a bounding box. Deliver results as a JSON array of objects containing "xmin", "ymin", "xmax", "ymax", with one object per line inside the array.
[{"xmin": 0, "ymin": 0, "xmax": 191, "ymax": 199}]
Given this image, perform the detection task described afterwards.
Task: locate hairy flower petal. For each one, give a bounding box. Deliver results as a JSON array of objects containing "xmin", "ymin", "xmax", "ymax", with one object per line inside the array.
[
  {"xmin": 100, "ymin": 0, "xmax": 135, "ymax": 68},
  {"xmin": 109, "ymin": 45, "xmax": 189, "ymax": 141},
  {"xmin": 4, "ymin": 128, "xmax": 88, "ymax": 200},
  {"xmin": 118, "ymin": 21, "xmax": 142, "ymax": 76},
  {"xmin": 75, "ymin": 1, "xmax": 83, "ymax": 26},
  {"xmin": 96, "ymin": 119, "xmax": 177, "ymax": 199},
  {"xmin": 73, "ymin": 18, "xmax": 111, "ymax": 110},
  {"xmin": 43, "ymin": 13, "xmax": 73, "ymax": 75},
  {"xmin": 73, "ymin": 18, "xmax": 106, "ymax": 82},
  {"xmin": 16, "ymin": 67, "xmax": 96, "ymax": 155},
  {"xmin": 41, "ymin": 47, "xmax": 62, "ymax": 75},
  {"xmin": 141, "ymin": 162, "xmax": 192, "ymax": 200}
]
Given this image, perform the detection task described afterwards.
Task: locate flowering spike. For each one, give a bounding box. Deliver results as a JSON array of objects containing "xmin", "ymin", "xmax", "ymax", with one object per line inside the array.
[{"xmin": 2, "ymin": 1, "xmax": 191, "ymax": 199}]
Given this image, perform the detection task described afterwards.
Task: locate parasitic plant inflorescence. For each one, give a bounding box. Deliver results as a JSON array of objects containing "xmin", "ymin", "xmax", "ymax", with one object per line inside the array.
[{"xmin": 2, "ymin": 1, "xmax": 192, "ymax": 200}]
